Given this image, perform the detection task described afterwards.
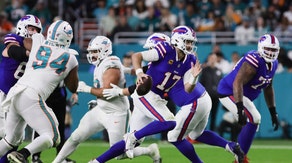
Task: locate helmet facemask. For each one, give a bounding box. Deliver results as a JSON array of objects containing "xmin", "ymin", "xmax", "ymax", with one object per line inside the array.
[{"xmin": 86, "ymin": 36, "xmax": 112, "ymax": 66}]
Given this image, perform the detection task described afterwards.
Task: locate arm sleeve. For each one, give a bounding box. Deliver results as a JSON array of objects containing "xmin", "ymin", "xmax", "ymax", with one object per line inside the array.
[
  {"xmin": 7, "ymin": 45, "xmax": 27, "ymax": 62},
  {"xmin": 141, "ymin": 49, "xmax": 159, "ymax": 62}
]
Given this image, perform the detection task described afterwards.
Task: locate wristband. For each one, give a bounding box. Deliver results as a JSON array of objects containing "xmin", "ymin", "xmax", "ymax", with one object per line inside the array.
[
  {"xmin": 236, "ymin": 102, "xmax": 244, "ymax": 112},
  {"xmin": 188, "ymin": 75, "xmax": 198, "ymax": 85},
  {"xmin": 268, "ymin": 106, "xmax": 277, "ymax": 115},
  {"xmin": 84, "ymin": 85, "xmax": 92, "ymax": 93},
  {"xmin": 135, "ymin": 68, "xmax": 143, "ymax": 75}
]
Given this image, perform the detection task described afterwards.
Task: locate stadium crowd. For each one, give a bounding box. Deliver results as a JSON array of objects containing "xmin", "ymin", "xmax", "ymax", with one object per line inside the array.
[{"xmin": 1, "ymin": 0, "xmax": 292, "ymax": 44}]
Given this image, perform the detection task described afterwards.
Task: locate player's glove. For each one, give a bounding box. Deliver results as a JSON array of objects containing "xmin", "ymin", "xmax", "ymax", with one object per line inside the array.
[
  {"xmin": 77, "ymin": 81, "xmax": 91, "ymax": 93},
  {"xmin": 88, "ymin": 100, "xmax": 97, "ymax": 110},
  {"xmin": 269, "ymin": 106, "xmax": 279, "ymax": 131},
  {"xmin": 236, "ymin": 102, "xmax": 247, "ymax": 126},
  {"xmin": 102, "ymin": 83, "xmax": 123, "ymax": 100}
]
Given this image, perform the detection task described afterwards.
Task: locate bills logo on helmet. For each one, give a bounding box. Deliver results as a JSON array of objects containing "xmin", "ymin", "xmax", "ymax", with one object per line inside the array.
[
  {"xmin": 172, "ymin": 27, "xmax": 188, "ymax": 34},
  {"xmin": 152, "ymin": 36, "xmax": 166, "ymax": 42},
  {"xmin": 172, "ymin": 26, "xmax": 196, "ymax": 38},
  {"xmin": 259, "ymin": 35, "xmax": 267, "ymax": 43},
  {"xmin": 21, "ymin": 15, "xmax": 40, "ymax": 25}
]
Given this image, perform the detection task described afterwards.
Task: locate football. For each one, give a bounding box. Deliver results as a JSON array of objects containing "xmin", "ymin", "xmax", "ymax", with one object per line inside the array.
[{"xmin": 136, "ymin": 75, "xmax": 153, "ymax": 96}]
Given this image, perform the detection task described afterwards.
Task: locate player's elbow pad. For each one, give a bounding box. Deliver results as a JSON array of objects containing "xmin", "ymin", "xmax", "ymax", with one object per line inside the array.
[{"xmin": 8, "ymin": 45, "xmax": 27, "ymax": 61}]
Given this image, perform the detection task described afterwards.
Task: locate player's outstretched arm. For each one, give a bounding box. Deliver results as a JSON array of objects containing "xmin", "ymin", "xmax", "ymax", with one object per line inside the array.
[
  {"xmin": 102, "ymin": 83, "xmax": 132, "ymax": 100},
  {"xmin": 184, "ymin": 61, "xmax": 202, "ymax": 93},
  {"xmin": 65, "ymin": 66, "xmax": 79, "ymax": 93}
]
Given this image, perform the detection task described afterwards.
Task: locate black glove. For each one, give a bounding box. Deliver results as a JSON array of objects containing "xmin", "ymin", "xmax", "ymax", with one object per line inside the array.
[
  {"xmin": 236, "ymin": 102, "xmax": 247, "ymax": 126},
  {"xmin": 269, "ymin": 107, "xmax": 279, "ymax": 131}
]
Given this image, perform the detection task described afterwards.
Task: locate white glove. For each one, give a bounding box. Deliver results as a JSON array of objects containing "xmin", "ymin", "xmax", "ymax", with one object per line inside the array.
[
  {"xmin": 77, "ymin": 81, "xmax": 91, "ymax": 93},
  {"xmin": 102, "ymin": 83, "xmax": 123, "ymax": 100}
]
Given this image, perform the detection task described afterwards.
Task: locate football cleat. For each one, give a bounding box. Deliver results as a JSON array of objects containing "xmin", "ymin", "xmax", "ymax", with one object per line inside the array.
[
  {"xmin": 148, "ymin": 143, "xmax": 162, "ymax": 163},
  {"xmin": 226, "ymin": 142, "xmax": 244, "ymax": 163},
  {"xmin": 87, "ymin": 159, "xmax": 99, "ymax": 163},
  {"xmin": 124, "ymin": 132, "xmax": 138, "ymax": 158},
  {"xmin": 32, "ymin": 156, "xmax": 43, "ymax": 163},
  {"xmin": 7, "ymin": 151, "xmax": 28, "ymax": 163},
  {"xmin": 234, "ymin": 155, "xmax": 250, "ymax": 163}
]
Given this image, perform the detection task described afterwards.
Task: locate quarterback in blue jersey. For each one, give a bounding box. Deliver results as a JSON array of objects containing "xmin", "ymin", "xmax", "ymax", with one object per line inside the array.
[
  {"xmin": 217, "ymin": 34, "xmax": 280, "ymax": 162},
  {"xmin": 102, "ymin": 32, "xmax": 244, "ymax": 163},
  {"xmin": 87, "ymin": 26, "xmax": 202, "ymax": 163}
]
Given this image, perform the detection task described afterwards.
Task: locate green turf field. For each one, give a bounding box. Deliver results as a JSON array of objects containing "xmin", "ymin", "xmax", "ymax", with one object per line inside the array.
[{"xmin": 23, "ymin": 139, "xmax": 292, "ymax": 163}]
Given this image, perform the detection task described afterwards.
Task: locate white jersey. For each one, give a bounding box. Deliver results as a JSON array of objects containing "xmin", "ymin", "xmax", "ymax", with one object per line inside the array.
[
  {"xmin": 17, "ymin": 33, "xmax": 78, "ymax": 100},
  {"xmin": 94, "ymin": 56, "xmax": 129, "ymax": 113}
]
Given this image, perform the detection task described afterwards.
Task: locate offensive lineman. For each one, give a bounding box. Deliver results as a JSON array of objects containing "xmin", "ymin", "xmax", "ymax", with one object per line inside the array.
[{"xmin": 217, "ymin": 34, "xmax": 280, "ymax": 162}]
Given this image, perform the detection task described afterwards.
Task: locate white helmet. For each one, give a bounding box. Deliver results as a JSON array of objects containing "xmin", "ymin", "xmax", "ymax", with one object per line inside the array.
[
  {"xmin": 16, "ymin": 14, "xmax": 42, "ymax": 38},
  {"xmin": 46, "ymin": 20, "xmax": 73, "ymax": 48},
  {"xmin": 86, "ymin": 36, "xmax": 112, "ymax": 66},
  {"xmin": 257, "ymin": 34, "xmax": 280, "ymax": 62},
  {"xmin": 143, "ymin": 33, "xmax": 170, "ymax": 49},
  {"xmin": 170, "ymin": 25, "xmax": 197, "ymax": 55}
]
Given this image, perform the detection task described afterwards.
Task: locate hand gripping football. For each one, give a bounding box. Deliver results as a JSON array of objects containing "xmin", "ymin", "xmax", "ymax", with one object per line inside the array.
[{"xmin": 136, "ymin": 75, "xmax": 153, "ymax": 96}]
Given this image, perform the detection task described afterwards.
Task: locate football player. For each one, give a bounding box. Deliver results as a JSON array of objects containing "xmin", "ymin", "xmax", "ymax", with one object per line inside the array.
[
  {"xmin": 102, "ymin": 32, "xmax": 245, "ymax": 163},
  {"xmin": 53, "ymin": 36, "xmax": 160, "ymax": 163},
  {"xmin": 0, "ymin": 20, "xmax": 79, "ymax": 163},
  {"xmin": 217, "ymin": 34, "xmax": 280, "ymax": 163}
]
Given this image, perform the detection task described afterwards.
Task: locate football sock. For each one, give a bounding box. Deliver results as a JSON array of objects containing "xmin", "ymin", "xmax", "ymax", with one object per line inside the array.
[
  {"xmin": 196, "ymin": 130, "xmax": 228, "ymax": 148},
  {"xmin": 97, "ymin": 140, "xmax": 125, "ymax": 163},
  {"xmin": 171, "ymin": 139, "xmax": 202, "ymax": 163},
  {"xmin": 134, "ymin": 120, "xmax": 176, "ymax": 140},
  {"xmin": 0, "ymin": 146, "xmax": 17, "ymax": 163},
  {"xmin": 238, "ymin": 122, "xmax": 257, "ymax": 154}
]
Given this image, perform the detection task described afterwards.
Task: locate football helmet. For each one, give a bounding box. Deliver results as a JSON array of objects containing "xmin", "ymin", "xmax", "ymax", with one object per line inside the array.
[
  {"xmin": 143, "ymin": 33, "xmax": 170, "ymax": 49},
  {"xmin": 170, "ymin": 25, "xmax": 197, "ymax": 55},
  {"xmin": 16, "ymin": 14, "xmax": 42, "ymax": 38},
  {"xmin": 46, "ymin": 20, "xmax": 73, "ymax": 48},
  {"xmin": 86, "ymin": 36, "xmax": 112, "ymax": 66},
  {"xmin": 258, "ymin": 34, "xmax": 280, "ymax": 63}
]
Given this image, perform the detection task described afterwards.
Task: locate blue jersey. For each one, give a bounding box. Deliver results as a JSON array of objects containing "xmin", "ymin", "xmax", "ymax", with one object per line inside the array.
[
  {"xmin": 168, "ymin": 81, "xmax": 205, "ymax": 107},
  {"xmin": 217, "ymin": 50, "xmax": 278, "ymax": 101},
  {"xmin": 0, "ymin": 34, "xmax": 27, "ymax": 94},
  {"xmin": 146, "ymin": 42, "xmax": 202, "ymax": 101}
]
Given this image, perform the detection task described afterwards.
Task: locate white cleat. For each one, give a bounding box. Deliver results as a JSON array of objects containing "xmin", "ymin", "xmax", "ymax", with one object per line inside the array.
[
  {"xmin": 226, "ymin": 142, "xmax": 244, "ymax": 163},
  {"xmin": 88, "ymin": 159, "xmax": 99, "ymax": 163},
  {"xmin": 124, "ymin": 132, "xmax": 137, "ymax": 158},
  {"xmin": 148, "ymin": 143, "xmax": 162, "ymax": 163}
]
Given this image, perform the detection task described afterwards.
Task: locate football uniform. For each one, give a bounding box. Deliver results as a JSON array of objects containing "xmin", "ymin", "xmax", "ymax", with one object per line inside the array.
[
  {"xmin": 53, "ymin": 56, "xmax": 130, "ymax": 163},
  {"xmin": 0, "ymin": 33, "xmax": 26, "ymax": 138},
  {"xmin": 0, "ymin": 33, "xmax": 78, "ymax": 155},
  {"xmin": 167, "ymin": 80, "xmax": 211, "ymax": 142},
  {"xmin": 130, "ymin": 42, "xmax": 197, "ymax": 133},
  {"xmin": 71, "ymin": 56, "xmax": 130, "ymax": 146},
  {"xmin": 218, "ymin": 50, "xmax": 278, "ymax": 123}
]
